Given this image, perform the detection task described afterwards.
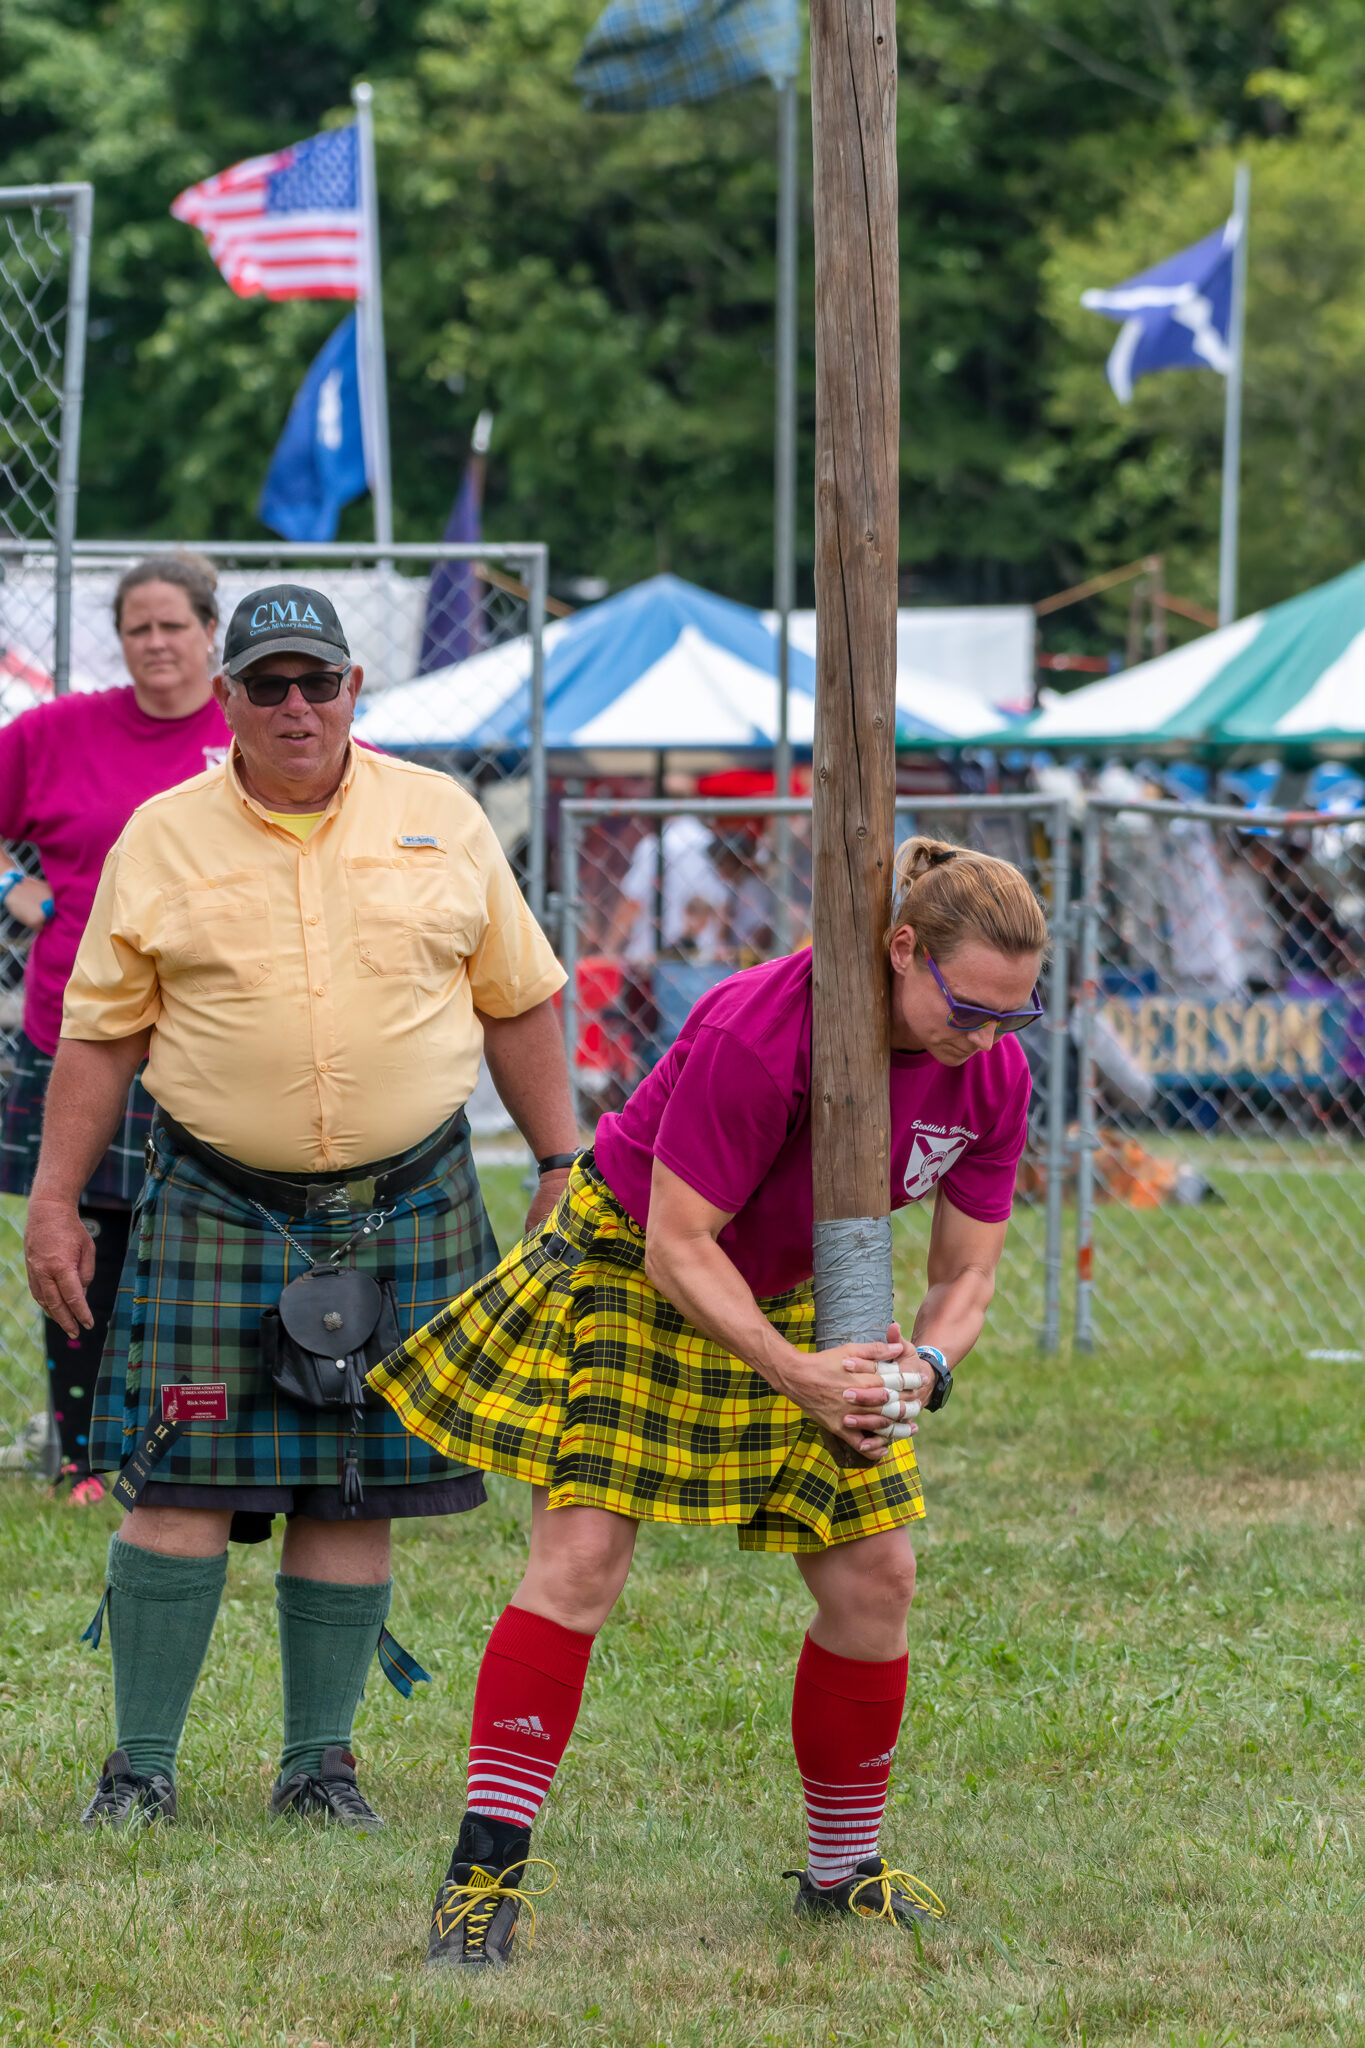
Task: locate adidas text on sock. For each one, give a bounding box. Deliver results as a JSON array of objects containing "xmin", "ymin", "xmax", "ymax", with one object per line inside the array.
[
  {"xmin": 791, "ymin": 1633, "xmax": 908, "ymax": 1888},
  {"xmin": 465, "ymin": 1604, "xmax": 593, "ymax": 1829}
]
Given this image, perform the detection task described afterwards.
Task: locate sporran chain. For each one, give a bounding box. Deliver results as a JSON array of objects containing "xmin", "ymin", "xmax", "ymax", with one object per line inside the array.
[{"xmin": 247, "ymin": 1195, "xmax": 399, "ymax": 1273}]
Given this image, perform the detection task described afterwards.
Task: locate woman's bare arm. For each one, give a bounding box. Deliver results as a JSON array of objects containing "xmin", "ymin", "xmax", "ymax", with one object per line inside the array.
[{"xmin": 911, "ymin": 1189, "xmax": 1009, "ymax": 1366}]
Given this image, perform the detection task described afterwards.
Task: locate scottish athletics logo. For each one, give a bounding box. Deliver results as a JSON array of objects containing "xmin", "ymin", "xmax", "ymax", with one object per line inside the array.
[{"xmin": 901, "ymin": 1126, "xmax": 971, "ymax": 1200}]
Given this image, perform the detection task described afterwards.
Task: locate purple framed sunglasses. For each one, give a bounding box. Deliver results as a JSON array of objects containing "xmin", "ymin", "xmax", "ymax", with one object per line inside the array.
[{"xmin": 925, "ymin": 954, "xmax": 1043, "ymax": 1035}]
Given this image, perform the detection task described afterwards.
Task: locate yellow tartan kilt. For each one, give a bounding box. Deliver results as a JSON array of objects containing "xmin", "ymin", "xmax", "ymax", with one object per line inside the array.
[{"xmin": 369, "ymin": 1155, "xmax": 924, "ymax": 1554}]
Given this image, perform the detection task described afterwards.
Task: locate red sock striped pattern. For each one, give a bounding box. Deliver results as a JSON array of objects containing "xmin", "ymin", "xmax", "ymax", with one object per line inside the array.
[
  {"xmin": 791, "ymin": 1634, "xmax": 908, "ymax": 1888},
  {"xmin": 465, "ymin": 1604, "xmax": 594, "ymax": 1830}
]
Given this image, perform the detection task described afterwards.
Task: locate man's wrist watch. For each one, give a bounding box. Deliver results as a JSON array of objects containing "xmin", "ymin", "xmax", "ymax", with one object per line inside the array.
[
  {"xmin": 537, "ymin": 1152, "xmax": 579, "ymax": 1177},
  {"xmin": 916, "ymin": 1344, "xmax": 953, "ymax": 1411}
]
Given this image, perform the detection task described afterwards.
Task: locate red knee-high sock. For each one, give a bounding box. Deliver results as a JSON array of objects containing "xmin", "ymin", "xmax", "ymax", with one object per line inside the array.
[
  {"xmin": 791, "ymin": 1633, "xmax": 909, "ymax": 1887},
  {"xmin": 465, "ymin": 1605, "xmax": 595, "ymax": 1831}
]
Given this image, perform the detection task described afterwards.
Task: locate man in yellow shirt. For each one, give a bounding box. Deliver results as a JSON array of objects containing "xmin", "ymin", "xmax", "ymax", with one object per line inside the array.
[{"xmin": 25, "ymin": 584, "xmax": 578, "ymax": 1832}]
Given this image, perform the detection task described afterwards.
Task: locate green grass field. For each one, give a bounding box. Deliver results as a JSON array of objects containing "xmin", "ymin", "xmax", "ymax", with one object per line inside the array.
[{"xmin": 3, "ymin": 1162, "xmax": 1365, "ymax": 2045}]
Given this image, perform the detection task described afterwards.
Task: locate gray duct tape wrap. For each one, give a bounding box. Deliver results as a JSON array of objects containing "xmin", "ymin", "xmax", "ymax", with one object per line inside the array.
[{"xmin": 812, "ymin": 1215, "xmax": 894, "ymax": 1348}]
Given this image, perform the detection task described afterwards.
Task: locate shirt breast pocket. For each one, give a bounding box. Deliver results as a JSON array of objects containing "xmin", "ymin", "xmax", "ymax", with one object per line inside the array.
[
  {"xmin": 160, "ymin": 871, "xmax": 273, "ymax": 995},
  {"xmin": 347, "ymin": 852, "xmax": 482, "ymax": 984}
]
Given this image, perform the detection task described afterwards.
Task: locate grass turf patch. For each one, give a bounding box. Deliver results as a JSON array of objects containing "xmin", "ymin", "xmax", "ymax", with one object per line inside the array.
[{"xmin": 2, "ymin": 1166, "xmax": 1365, "ymax": 2044}]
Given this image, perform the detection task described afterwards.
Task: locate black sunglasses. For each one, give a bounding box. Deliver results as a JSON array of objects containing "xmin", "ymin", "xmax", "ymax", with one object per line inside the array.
[{"xmin": 237, "ymin": 665, "xmax": 351, "ymax": 707}]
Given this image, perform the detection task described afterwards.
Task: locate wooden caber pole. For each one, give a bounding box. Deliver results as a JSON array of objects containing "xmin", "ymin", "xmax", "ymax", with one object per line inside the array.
[{"xmin": 808, "ymin": 0, "xmax": 899, "ymax": 1401}]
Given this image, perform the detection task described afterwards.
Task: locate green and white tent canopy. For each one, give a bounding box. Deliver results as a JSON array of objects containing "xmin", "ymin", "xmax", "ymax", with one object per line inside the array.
[{"xmin": 1024, "ymin": 561, "xmax": 1365, "ymax": 758}]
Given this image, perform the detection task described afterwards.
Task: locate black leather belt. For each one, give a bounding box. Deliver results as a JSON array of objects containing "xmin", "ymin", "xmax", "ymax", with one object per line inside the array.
[{"xmin": 150, "ymin": 1110, "xmax": 465, "ymax": 1215}]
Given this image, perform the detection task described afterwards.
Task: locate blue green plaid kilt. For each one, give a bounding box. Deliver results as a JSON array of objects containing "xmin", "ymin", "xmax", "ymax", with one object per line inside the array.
[
  {"xmin": 0, "ymin": 1029, "xmax": 153, "ymax": 1204},
  {"xmin": 89, "ymin": 1113, "xmax": 498, "ymax": 1490}
]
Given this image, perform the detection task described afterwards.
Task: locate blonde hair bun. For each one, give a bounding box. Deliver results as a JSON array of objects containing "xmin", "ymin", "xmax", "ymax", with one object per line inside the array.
[{"xmin": 886, "ymin": 836, "xmax": 1048, "ymax": 962}]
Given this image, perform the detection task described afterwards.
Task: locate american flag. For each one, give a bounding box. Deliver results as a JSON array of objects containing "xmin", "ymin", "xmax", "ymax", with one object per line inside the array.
[{"xmin": 171, "ymin": 127, "xmax": 362, "ymax": 300}]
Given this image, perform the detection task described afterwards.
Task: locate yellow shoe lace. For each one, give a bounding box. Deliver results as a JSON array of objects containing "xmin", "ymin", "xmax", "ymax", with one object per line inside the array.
[
  {"xmin": 847, "ymin": 1864, "xmax": 946, "ymax": 1923},
  {"xmin": 433, "ymin": 1859, "xmax": 559, "ymax": 1956}
]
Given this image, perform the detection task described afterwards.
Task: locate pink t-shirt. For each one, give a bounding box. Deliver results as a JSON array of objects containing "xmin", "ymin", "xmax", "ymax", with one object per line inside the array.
[
  {"xmin": 594, "ymin": 949, "xmax": 1031, "ymax": 1299},
  {"xmin": 0, "ymin": 688, "xmax": 231, "ymax": 1053}
]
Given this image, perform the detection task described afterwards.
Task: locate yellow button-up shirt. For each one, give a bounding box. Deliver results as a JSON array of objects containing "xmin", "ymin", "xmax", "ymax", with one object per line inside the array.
[{"xmin": 62, "ymin": 744, "xmax": 565, "ymax": 1170}]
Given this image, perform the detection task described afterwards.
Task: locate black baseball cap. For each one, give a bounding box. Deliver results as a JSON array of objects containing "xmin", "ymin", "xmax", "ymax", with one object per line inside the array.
[{"xmin": 223, "ymin": 583, "xmax": 350, "ymax": 677}]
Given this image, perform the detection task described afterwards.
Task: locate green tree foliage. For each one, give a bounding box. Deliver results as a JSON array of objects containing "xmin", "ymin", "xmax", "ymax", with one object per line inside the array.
[
  {"xmin": 1, "ymin": 0, "xmax": 1358, "ymax": 626},
  {"xmin": 1046, "ymin": 118, "xmax": 1365, "ymax": 641}
]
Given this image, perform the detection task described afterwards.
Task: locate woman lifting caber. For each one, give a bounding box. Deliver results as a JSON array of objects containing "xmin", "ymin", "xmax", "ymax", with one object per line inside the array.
[{"xmin": 372, "ymin": 836, "xmax": 1047, "ymax": 1969}]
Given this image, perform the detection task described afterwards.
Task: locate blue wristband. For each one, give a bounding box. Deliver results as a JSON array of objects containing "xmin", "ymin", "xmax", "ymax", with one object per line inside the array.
[
  {"xmin": 0, "ymin": 869, "xmax": 24, "ymax": 909},
  {"xmin": 915, "ymin": 1345, "xmax": 947, "ymax": 1374},
  {"xmin": 40, "ymin": 898, "xmax": 54, "ymax": 919}
]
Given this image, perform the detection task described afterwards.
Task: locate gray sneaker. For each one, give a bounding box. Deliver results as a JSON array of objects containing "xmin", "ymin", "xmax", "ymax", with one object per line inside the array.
[
  {"xmin": 427, "ymin": 1814, "xmax": 555, "ymax": 1971},
  {"xmin": 269, "ymin": 1745, "xmax": 386, "ymax": 1831},
  {"xmin": 787, "ymin": 1856, "xmax": 945, "ymax": 1927},
  {"xmin": 81, "ymin": 1749, "xmax": 177, "ymax": 1830}
]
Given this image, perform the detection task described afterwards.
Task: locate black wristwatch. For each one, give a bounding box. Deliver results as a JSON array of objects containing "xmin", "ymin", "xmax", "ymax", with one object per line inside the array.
[
  {"xmin": 917, "ymin": 1345, "xmax": 953, "ymax": 1412},
  {"xmin": 537, "ymin": 1152, "xmax": 579, "ymax": 1176}
]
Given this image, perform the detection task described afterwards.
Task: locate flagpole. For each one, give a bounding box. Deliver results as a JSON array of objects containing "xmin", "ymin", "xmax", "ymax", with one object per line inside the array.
[
  {"xmin": 773, "ymin": 76, "xmax": 798, "ymax": 950},
  {"xmin": 1218, "ymin": 162, "xmax": 1250, "ymax": 628},
  {"xmin": 352, "ymin": 81, "xmax": 393, "ymax": 547}
]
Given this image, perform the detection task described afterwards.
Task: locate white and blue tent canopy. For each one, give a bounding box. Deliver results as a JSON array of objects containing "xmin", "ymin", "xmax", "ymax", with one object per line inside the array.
[{"xmin": 354, "ymin": 573, "xmax": 1007, "ymax": 754}]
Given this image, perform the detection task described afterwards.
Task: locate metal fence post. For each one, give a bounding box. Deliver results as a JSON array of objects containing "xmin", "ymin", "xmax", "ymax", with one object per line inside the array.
[
  {"xmin": 1040, "ymin": 796, "xmax": 1071, "ymax": 1353},
  {"xmin": 561, "ymin": 804, "xmax": 582, "ymax": 1132},
  {"xmin": 526, "ymin": 542, "xmax": 549, "ymax": 921},
  {"xmin": 52, "ymin": 184, "xmax": 92, "ymax": 697},
  {"xmin": 1072, "ymin": 803, "xmax": 1102, "ymax": 1352}
]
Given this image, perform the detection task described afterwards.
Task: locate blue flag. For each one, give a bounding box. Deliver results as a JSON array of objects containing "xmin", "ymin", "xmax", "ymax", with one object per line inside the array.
[
  {"xmin": 1080, "ymin": 218, "xmax": 1239, "ymax": 404},
  {"xmin": 259, "ymin": 312, "xmax": 368, "ymax": 541},
  {"xmin": 576, "ymin": 0, "xmax": 798, "ymax": 111},
  {"xmin": 419, "ymin": 453, "xmax": 486, "ymax": 673}
]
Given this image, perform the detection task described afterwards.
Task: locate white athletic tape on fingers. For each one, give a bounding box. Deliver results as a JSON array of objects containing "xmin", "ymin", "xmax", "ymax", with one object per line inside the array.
[{"xmin": 887, "ymin": 1422, "xmax": 917, "ymax": 1440}]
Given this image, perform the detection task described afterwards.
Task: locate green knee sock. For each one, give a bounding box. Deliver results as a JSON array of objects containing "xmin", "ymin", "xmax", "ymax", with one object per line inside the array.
[
  {"xmin": 276, "ymin": 1574, "xmax": 393, "ymax": 1781},
  {"xmin": 106, "ymin": 1536, "xmax": 227, "ymax": 1783}
]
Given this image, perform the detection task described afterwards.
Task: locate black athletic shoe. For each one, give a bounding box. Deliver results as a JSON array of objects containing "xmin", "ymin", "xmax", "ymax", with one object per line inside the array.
[
  {"xmin": 427, "ymin": 1814, "xmax": 557, "ymax": 1971},
  {"xmin": 269, "ymin": 1746, "xmax": 386, "ymax": 1831},
  {"xmin": 786, "ymin": 1857, "xmax": 946, "ymax": 1927},
  {"xmin": 81, "ymin": 1749, "xmax": 177, "ymax": 1830}
]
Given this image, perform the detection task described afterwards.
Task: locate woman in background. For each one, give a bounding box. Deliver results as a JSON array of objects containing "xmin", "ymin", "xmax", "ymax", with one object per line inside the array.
[{"xmin": 0, "ymin": 554, "xmax": 230, "ymax": 1500}]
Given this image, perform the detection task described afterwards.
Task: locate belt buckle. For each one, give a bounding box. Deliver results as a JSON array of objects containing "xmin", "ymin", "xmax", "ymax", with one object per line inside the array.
[{"xmin": 305, "ymin": 1180, "xmax": 358, "ymax": 1218}]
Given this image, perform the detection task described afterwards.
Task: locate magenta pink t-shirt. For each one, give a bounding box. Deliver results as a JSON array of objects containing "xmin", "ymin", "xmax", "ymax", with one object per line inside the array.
[
  {"xmin": 0, "ymin": 688, "xmax": 232, "ymax": 1054},
  {"xmin": 594, "ymin": 949, "xmax": 1031, "ymax": 1299}
]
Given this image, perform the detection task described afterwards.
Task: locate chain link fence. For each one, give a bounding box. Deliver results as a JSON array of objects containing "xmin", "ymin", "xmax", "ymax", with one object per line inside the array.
[
  {"xmin": 0, "ymin": 185, "xmax": 92, "ymax": 1477},
  {"xmin": 0, "ymin": 184, "xmax": 91, "ymax": 682},
  {"xmin": 558, "ymin": 793, "xmax": 1073, "ymax": 1351},
  {"xmin": 1074, "ymin": 796, "xmax": 1365, "ymax": 1360}
]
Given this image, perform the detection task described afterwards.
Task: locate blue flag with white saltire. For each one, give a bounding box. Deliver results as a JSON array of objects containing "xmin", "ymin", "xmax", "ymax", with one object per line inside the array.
[
  {"xmin": 1080, "ymin": 218, "xmax": 1240, "ymax": 404},
  {"xmin": 576, "ymin": 0, "xmax": 798, "ymax": 111},
  {"xmin": 259, "ymin": 312, "xmax": 368, "ymax": 541}
]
